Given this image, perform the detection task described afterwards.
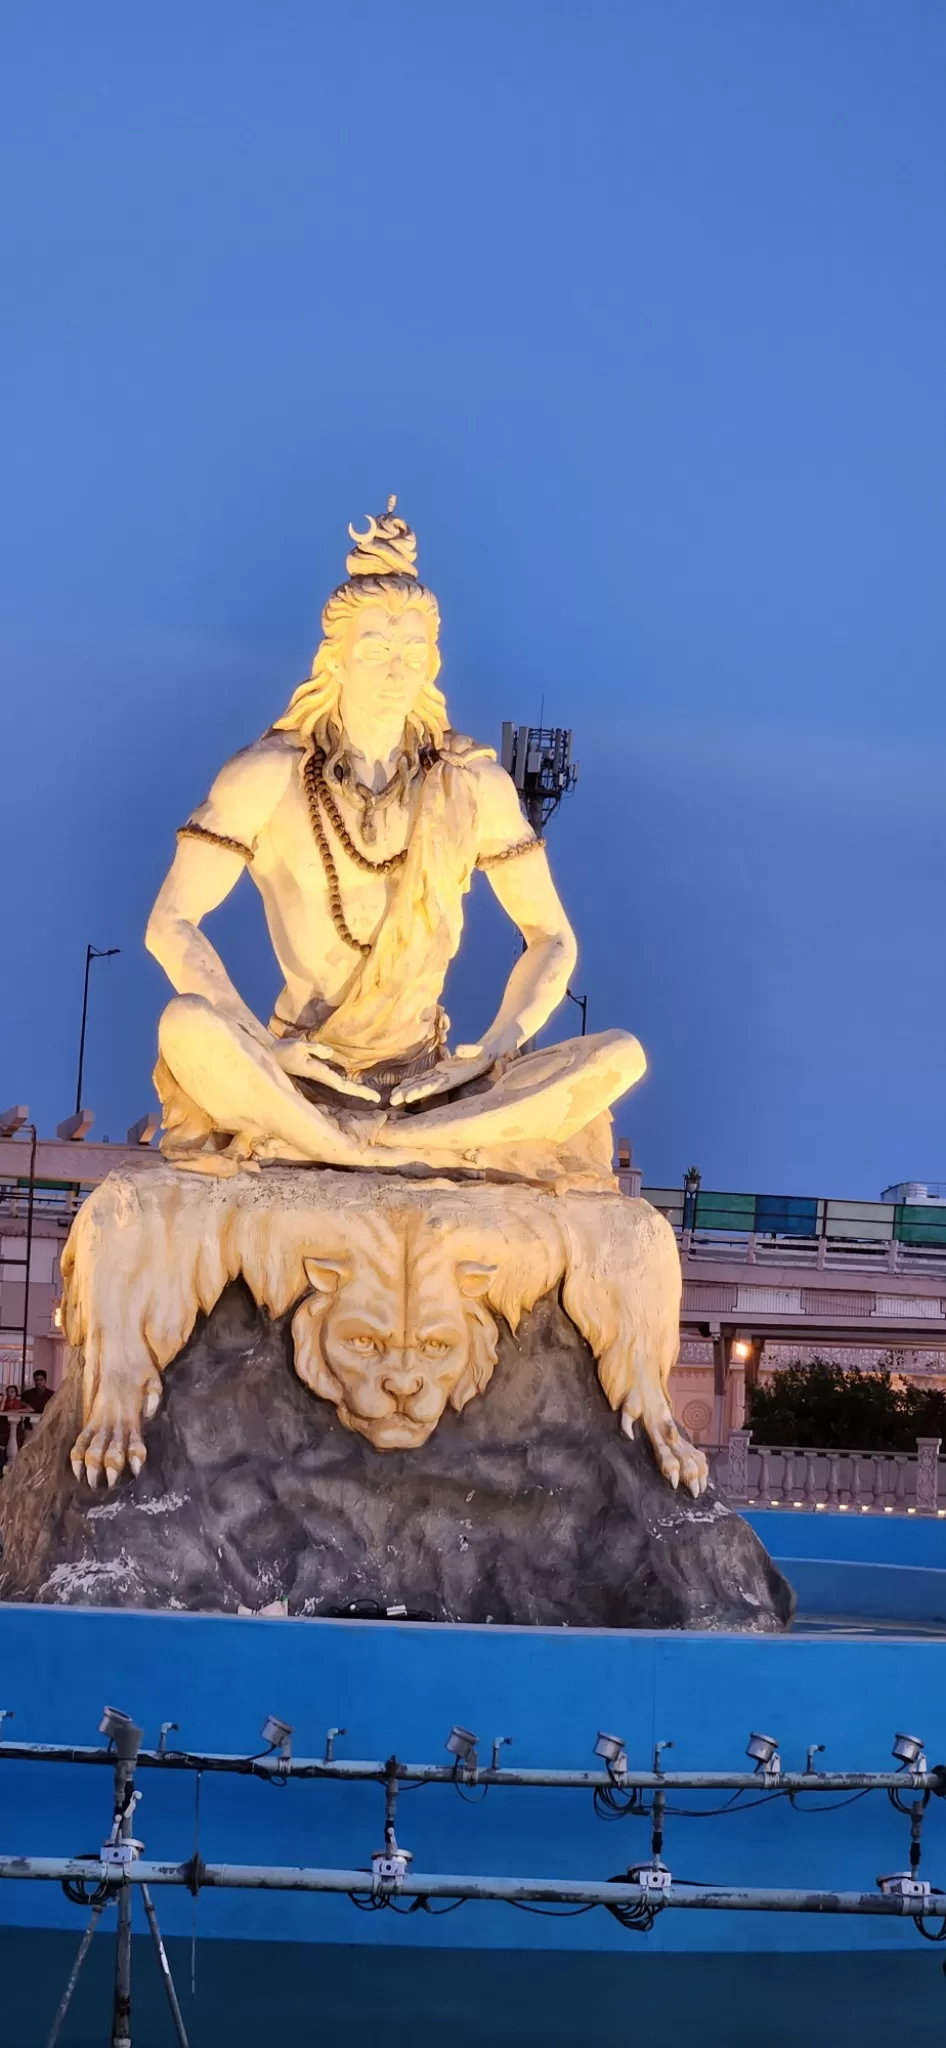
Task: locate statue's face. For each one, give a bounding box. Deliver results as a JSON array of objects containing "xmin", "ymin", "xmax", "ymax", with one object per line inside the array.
[
  {"xmin": 336, "ymin": 602, "xmax": 436, "ymax": 736},
  {"xmin": 317, "ymin": 1300, "xmax": 475, "ymax": 1449},
  {"xmin": 291, "ymin": 1244, "xmax": 498, "ymax": 1451}
]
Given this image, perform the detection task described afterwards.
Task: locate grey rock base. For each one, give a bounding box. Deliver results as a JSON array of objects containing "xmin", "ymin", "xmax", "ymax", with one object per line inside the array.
[{"xmin": 0, "ymin": 1284, "xmax": 794, "ymax": 1631}]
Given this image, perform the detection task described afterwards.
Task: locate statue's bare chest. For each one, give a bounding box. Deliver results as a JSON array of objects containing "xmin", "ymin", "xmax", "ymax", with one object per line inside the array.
[{"xmin": 255, "ymin": 765, "xmax": 414, "ymax": 946}]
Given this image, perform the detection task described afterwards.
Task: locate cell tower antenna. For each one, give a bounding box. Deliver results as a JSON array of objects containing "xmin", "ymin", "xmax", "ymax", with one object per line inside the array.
[
  {"xmin": 500, "ymin": 719, "xmax": 585, "ymax": 1029},
  {"xmin": 499, "ymin": 722, "xmax": 580, "ymax": 838}
]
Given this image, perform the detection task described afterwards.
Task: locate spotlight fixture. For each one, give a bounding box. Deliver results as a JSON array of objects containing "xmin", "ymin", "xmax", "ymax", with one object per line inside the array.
[
  {"xmin": 99, "ymin": 1706, "xmax": 143, "ymax": 1761},
  {"xmin": 157, "ymin": 1721, "xmax": 179, "ymax": 1756},
  {"xmin": 446, "ymin": 1725, "xmax": 479, "ymax": 1769},
  {"xmin": 260, "ymin": 1714, "xmax": 293, "ymax": 1759},
  {"xmin": 806, "ymin": 1744, "xmax": 825, "ymax": 1776},
  {"xmin": 490, "ymin": 1735, "xmax": 513, "ymax": 1771},
  {"xmin": 594, "ymin": 1730, "xmax": 628, "ymax": 1776},
  {"xmin": 746, "ymin": 1731, "xmax": 781, "ymax": 1776},
  {"xmin": 324, "ymin": 1726, "xmax": 347, "ymax": 1763},
  {"xmin": 892, "ymin": 1732, "xmax": 927, "ymax": 1772}
]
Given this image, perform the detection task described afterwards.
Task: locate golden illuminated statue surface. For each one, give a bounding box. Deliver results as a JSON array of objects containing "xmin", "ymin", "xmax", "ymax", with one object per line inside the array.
[
  {"xmin": 64, "ymin": 1165, "xmax": 704, "ymax": 1492},
  {"xmin": 146, "ymin": 499, "xmax": 644, "ymax": 1184},
  {"xmin": 60, "ymin": 501, "xmax": 707, "ymax": 1504}
]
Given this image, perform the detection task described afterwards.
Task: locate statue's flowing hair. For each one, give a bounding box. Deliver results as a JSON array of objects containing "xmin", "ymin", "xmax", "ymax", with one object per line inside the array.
[{"xmin": 272, "ymin": 576, "xmax": 448, "ymax": 752}]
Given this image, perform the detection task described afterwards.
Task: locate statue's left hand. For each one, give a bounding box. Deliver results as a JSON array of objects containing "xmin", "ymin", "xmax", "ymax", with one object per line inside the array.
[{"xmin": 390, "ymin": 1042, "xmax": 497, "ymax": 1107}]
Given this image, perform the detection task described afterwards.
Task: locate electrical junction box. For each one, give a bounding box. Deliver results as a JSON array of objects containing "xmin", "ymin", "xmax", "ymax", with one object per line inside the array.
[
  {"xmin": 101, "ymin": 1839, "xmax": 144, "ymax": 1868},
  {"xmin": 877, "ymin": 1872, "xmax": 931, "ymax": 1899},
  {"xmin": 372, "ymin": 1848, "xmax": 413, "ymax": 1886}
]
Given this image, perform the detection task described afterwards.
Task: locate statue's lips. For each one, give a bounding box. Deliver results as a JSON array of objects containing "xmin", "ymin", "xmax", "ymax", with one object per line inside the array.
[{"xmin": 343, "ymin": 1407, "xmax": 437, "ymax": 1450}]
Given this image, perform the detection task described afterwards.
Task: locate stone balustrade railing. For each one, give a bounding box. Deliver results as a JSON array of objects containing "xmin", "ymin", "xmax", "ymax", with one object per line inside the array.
[
  {"xmin": 680, "ymin": 1228, "xmax": 946, "ymax": 1277},
  {"xmin": 712, "ymin": 1431, "xmax": 945, "ymax": 1516}
]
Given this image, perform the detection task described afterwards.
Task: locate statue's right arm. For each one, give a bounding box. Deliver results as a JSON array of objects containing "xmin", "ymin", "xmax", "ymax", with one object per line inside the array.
[{"xmin": 145, "ymin": 738, "xmax": 296, "ymax": 1048}]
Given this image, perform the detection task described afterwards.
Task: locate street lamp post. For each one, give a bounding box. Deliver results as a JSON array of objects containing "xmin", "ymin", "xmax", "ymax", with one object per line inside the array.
[
  {"xmin": 565, "ymin": 987, "xmax": 588, "ymax": 1036},
  {"xmin": 75, "ymin": 945, "xmax": 120, "ymax": 1115},
  {"xmin": 682, "ymin": 1166, "xmax": 702, "ymax": 1235}
]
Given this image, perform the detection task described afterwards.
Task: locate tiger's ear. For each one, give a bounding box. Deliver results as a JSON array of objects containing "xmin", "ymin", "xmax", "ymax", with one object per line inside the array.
[
  {"xmin": 456, "ymin": 1261, "xmax": 496, "ymax": 1300},
  {"xmin": 303, "ymin": 1256, "xmax": 350, "ymax": 1295}
]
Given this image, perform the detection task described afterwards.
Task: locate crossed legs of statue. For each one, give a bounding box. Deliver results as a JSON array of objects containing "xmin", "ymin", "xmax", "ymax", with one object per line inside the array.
[
  {"xmin": 156, "ymin": 996, "xmax": 397, "ymax": 1172},
  {"xmin": 156, "ymin": 994, "xmax": 645, "ymax": 1177}
]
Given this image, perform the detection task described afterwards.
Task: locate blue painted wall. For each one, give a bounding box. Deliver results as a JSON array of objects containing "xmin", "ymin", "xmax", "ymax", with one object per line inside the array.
[
  {"xmin": 746, "ymin": 1511, "xmax": 946, "ymax": 1566},
  {"xmin": 746, "ymin": 1510, "xmax": 946, "ymax": 1623},
  {"xmin": 1, "ymin": 1603, "xmax": 944, "ymax": 1955},
  {"xmin": 778, "ymin": 1560, "xmax": 946, "ymax": 1625}
]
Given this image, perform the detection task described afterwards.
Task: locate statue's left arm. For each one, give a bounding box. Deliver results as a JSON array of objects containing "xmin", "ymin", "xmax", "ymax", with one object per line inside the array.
[{"xmin": 392, "ymin": 760, "xmax": 577, "ymax": 1105}]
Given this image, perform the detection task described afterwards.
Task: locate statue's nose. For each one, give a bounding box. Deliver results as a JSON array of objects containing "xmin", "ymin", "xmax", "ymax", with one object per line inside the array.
[{"xmin": 380, "ymin": 1359, "xmax": 425, "ymax": 1401}]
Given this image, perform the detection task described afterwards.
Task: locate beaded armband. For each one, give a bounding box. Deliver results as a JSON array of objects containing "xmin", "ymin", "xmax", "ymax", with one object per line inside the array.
[
  {"xmin": 476, "ymin": 834, "xmax": 546, "ymax": 872},
  {"xmin": 177, "ymin": 821, "xmax": 254, "ymax": 862}
]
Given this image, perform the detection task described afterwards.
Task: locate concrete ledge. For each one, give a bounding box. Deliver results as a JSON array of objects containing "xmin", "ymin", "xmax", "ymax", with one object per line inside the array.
[{"xmin": 0, "ymin": 1138, "xmax": 161, "ymax": 1185}]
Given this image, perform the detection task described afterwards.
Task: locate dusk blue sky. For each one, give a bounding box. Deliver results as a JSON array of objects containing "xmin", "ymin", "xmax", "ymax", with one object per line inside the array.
[{"xmin": 3, "ymin": 2, "xmax": 945, "ymax": 1196}]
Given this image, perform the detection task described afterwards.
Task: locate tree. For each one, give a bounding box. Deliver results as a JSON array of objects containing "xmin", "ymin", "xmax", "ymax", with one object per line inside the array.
[{"xmin": 747, "ymin": 1359, "xmax": 946, "ymax": 1450}]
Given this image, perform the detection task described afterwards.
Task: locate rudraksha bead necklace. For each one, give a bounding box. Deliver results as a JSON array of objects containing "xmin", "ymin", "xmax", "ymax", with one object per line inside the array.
[{"xmin": 303, "ymin": 747, "xmax": 408, "ymax": 954}]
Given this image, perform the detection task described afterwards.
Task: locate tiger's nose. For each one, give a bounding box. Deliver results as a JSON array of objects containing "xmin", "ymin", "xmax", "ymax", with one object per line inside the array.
[{"xmin": 380, "ymin": 1365, "xmax": 425, "ymax": 1401}]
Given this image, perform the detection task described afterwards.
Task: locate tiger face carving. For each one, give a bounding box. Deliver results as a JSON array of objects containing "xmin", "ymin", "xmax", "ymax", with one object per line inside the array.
[
  {"xmin": 290, "ymin": 1216, "xmax": 499, "ymax": 1449},
  {"xmin": 64, "ymin": 1166, "xmax": 706, "ymax": 1496}
]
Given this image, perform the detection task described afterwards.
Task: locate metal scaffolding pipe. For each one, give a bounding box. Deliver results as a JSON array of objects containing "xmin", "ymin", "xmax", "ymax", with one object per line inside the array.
[
  {"xmin": 0, "ymin": 1743, "xmax": 939, "ymax": 1796},
  {"xmin": 0, "ymin": 1855, "xmax": 943, "ymax": 1917}
]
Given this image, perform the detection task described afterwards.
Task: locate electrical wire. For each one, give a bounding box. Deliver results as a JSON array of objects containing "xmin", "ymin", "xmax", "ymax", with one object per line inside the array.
[
  {"xmin": 889, "ymin": 1787, "xmax": 930, "ymax": 1818},
  {"xmin": 913, "ymin": 1912, "xmax": 946, "ymax": 1943},
  {"xmin": 593, "ymin": 1784, "xmax": 646, "ymax": 1819},
  {"xmin": 61, "ymin": 1856, "xmax": 111, "ymax": 1909},
  {"xmin": 61, "ymin": 1779, "xmax": 139, "ymax": 1908},
  {"xmin": 244, "ymin": 1742, "xmax": 291, "ymax": 1789},
  {"xmin": 508, "ymin": 1900, "xmax": 597, "ymax": 1918},
  {"xmin": 592, "ymin": 1785, "xmax": 792, "ymax": 1824},
  {"xmin": 453, "ymin": 1778, "xmax": 489, "ymax": 1804},
  {"xmin": 325, "ymin": 1600, "xmax": 436, "ymax": 1622},
  {"xmin": 604, "ymin": 1896, "xmax": 661, "ymax": 1933},
  {"xmin": 347, "ymin": 1886, "xmax": 467, "ymax": 1916},
  {"xmin": 595, "ymin": 1781, "xmax": 889, "ymax": 1824},
  {"xmin": 664, "ymin": 1791, "xmax": 785, "ymax": 1817},
  {"xmin": 254, "ymin": 1767, "xmax": 289, "ymax": 1790},
  {"xmin": 788, "ymin": 1790, "xmax": 872, "ymax": 1812},
  {"xmin": 392, "ymin": 1895, "xmax": 466, "ymax": 1916}
]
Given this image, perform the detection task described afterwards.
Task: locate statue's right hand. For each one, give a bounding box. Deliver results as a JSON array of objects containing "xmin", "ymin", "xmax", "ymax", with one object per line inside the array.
[{"xmin": 272, "ymin": 1040, "xmax": 382, "ymax": 1103}]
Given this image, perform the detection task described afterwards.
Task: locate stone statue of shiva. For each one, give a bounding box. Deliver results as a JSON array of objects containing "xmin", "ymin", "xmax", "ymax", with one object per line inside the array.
[{"xmin": 147, "ymin": 498, "xmax": 644, "ymax": 1185}]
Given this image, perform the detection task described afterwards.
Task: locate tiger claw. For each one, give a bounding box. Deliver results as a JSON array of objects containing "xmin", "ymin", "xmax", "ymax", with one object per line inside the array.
[{"xmin": 70, "ymin": 1379, "xmax": 160, "ymax": 1489}]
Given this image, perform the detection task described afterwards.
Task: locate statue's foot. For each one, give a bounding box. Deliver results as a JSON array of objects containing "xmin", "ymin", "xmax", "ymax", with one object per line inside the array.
[
  {"xmin": 622, "ymin": 1394, "xmax": 708, "ymax": 1498},
  {"xmin": 70, "ymin": 1370, "xmax": 162, "ymax": 1488},
  {"xmin": 162, "ymin": 1132, "xmax": 262, "ymax": 1177}
]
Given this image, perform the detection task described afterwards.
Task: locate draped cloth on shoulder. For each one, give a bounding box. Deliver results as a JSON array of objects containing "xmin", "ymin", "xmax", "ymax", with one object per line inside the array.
[{"xmin": 308, "ymin": 737, "xmax": 492, "ymax": 1074}]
